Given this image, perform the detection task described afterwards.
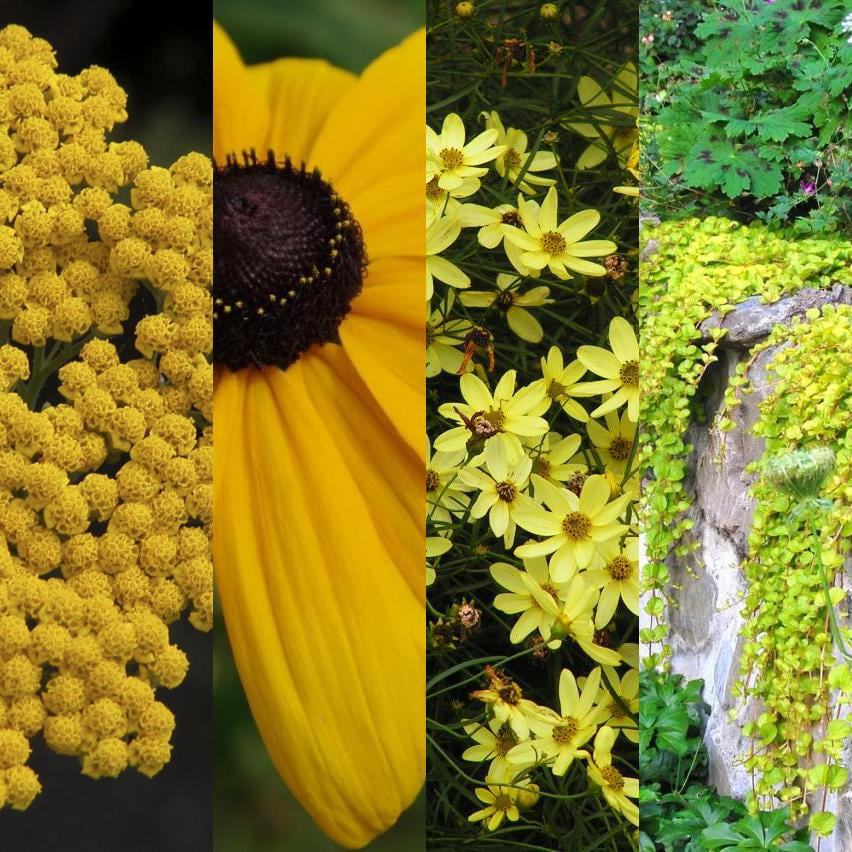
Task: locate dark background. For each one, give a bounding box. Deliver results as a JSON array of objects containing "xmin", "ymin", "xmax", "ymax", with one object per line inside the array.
[{"xmin": 0, "ymin": 2, "xmax": 212, "ymax": 850}]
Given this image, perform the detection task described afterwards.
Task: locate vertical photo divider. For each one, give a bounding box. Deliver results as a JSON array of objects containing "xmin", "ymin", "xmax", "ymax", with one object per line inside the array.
[{"xmin": 426, "ymin": 2, "xmax": 640, "ymax": 848}]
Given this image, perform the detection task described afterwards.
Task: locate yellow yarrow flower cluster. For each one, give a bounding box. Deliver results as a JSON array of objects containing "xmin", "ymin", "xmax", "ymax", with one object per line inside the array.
[{"xmin": 0, "ymin": 25, "xmax": 211, "ymax": 811}]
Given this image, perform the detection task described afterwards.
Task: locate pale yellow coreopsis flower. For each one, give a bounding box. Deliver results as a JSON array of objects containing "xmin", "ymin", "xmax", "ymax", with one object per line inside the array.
[
  {"xmin": 573, "ymin": 316, "xmax": 640, "ymax": 422},
  {"xmin": 467, "ymin": 777, "xmax": 539, "ymax": 832},
  {"xmin": 564, "ymin": 63, "xmax": 639, "ymax": 170},
  {"xmin": 585, "ymin": 536, "xmax": 640, "ymax": 627},
  {"xmin": 427, "ymin": 213, "xmax": 470, "ymax": 299},
  {"xmin": 529, "ymin": 346, "xmax": 591, "ymax": 422},
  {"xmin": 587, "ymin": 408, "xmax": 637, "ymax": 478},
  {"xmin": 458, "ymin": 438, "xmax": 533, "ymax": 546},
  {"xmin": 435, "ymin": 370, "xmax": 549, "ymax": 463},
  {"xmin": 587, "ymin": 726, "xmax": 640, "ymax": 825},
  {"xmin": 514, "ymin": 473, "xmax": 631, "ymax": 580},
  {"xmin": 502, "ymin": 187, "xmax": 617, "ymax": 280},
  {"xmin": 529, "ymin": 431, "xmax": 588, "ymax": 486},
  {"xmin": 427, "ymin": 112, "xmax": 506, "ymax": 191},
  {"xmin": 591, "ymin": 666, "xmax": 639, "ymax": 744},
  {"xmin": 507, "ymin": 667, "xmax": 605, "ymax": 775},
  {"xmin": 460, "ymin": 273, "xmax": 553, "ymax": 343},
  {"xmin": 427, "ymin": 292, "xmax": 473, "ymax": 376},
  {"xmin": 462, "ymin": 718, "xmax": 532, "ymax": 779},
  {"xmin": 482, "ymin": 110, "xmax": 559, "ymax": 193},
  {"xmin": 490, "ymin": 554, "xmax": 571, "ymax": 644}
]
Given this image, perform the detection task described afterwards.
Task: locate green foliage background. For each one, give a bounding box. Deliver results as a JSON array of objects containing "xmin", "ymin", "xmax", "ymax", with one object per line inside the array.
[{"xmin": 212, "ymin": 2, "xmax": 425, "ymax": 850}]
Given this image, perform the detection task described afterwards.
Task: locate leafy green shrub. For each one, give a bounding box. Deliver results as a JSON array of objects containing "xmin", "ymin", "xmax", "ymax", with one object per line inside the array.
[
  {"xmin": 641, "ymin": 0, "xmax": 852, "ymax": 233},
  {"xmin": 639, "ymin": 671, "xmax": 813, "ymax": 852}
]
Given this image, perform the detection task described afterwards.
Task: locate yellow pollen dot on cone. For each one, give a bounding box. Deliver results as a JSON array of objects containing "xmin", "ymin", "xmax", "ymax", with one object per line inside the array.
[
  {"xmin": 533, "ymin": 456, "xmax": 552, "ymax": 478},
  {"xmin": 482, "ymin": 409, "xmax": 505, "ymax": 430},
  {"xmin": 561, "ymin": 511, "xmax": 591, "ymax": 540},
  {"xmin": 547, "ymin": 379, "xmax": 567, "ymax": 400},
  {"xmin": 601, "ymin": 765, "xmax": 625, "ymax": 790},
  {"xmin": 440, "ymin": 147, "xmax": 465, "ymax": 169},
  {"xmin": 506, "ymin": 149, "xmax": 522, "ymax": 168},
  {"xmin": 619, "ymin": 360, "xmax": 639, "ymax": 386},
  {"xmin": 540, "ymin": 230, "xmax": 567, "ymax": 256}
]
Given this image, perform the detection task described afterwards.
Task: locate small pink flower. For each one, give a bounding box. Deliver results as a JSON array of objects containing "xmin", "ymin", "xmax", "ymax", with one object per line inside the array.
[{"xmin": 800, "ymin": 178, "xmax": 816, "ymax": 196}]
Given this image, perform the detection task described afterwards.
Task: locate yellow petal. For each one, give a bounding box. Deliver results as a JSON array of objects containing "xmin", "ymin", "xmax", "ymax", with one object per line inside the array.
[
  {"xmin": 246, "ymin": 56, "xmax": 356, "ymax": 167},
  {"xmin": 311, "ymin": 30, "xmax": 425, "ymax": 201},
  {"xmin": 214, "ymin": 361, "xmax": 424, "ymax": 848},
  {"xmin": 340, "ymin": 314, "xmax": 424, "ymax": 461},
  {"xmin": 213, "ymin": 21, "xmax": 269, "ymax": 162}
]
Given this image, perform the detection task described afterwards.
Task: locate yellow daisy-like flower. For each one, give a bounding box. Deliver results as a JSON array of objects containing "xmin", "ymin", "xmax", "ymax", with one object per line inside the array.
[
  {"xmin": 565, "ymin": 63, "xmax": 639, "ymax": 170},
  {"xmin": 574, "ymin": 316, "xmax": 640, "ymax": 422},
  {"xmin": 490, "ymin": 554, "xmax": 571, "ymax": 644},
  {"xmin": 587, "ymin": 408, "xmax": 637, "ymax": 478},
  {"xmin": 528, "ymin": 431, "xmax": 588, "ymax": 486},
  {"xmin": 462, "ymin": 718, "xmax": 529, "ymax": 779},
  {"xmin": 427, "ymin": 112, "xmax": 506, "ymax": 191},
  {"xmin": 507, "ymin": 667, "xmax": 604, "ymax": 775},
  {"xmin": 502, "ymin": 187, "xmax": 617, "ymax": 280},
  {"xmin": 427, "ymin": 291, "xmax": 473, "ymax": 376},
  {"xmin": 585, "ymin": 536, "xmax": 640, "ymax": 627},
  {"xmin": 530, "ymin": 346, "xmax": 590, "ymax": 422},
  {"xmin": 213, "ymin": 23, "xmax": 424, "ymax": 848},
  {"xmin": 468, "ymin": 777, "xmax": 538, "ymax": 832},
  {"xmin": 426, "ymin": 434, "xmax": 471, "ymax": 531},
  {"xmin": 481, "ymin": 110, "xmax": 559, "ymax": 193},
  {"xmin": 587, "ymin": 725, "xmax": 640, "ymax": 826},
  {"xmin": 457, "ymin": 201, "xmax": 531, "ymax": 275},
  {"xmin": 471, "ymin": 668, "xmax": 541, "ymax": 740},
  {"xmin": 514, "ymin": 473, "xmax": 631, "ymax": 581},
  {"xmin": 427, "ymin": 212, "xmax": 470, "ymax": 299},
  {"xmin": 435, "ymin": 370, "xmax": 549, "ymax": 463},
  {"xmin": 591, "ymin": 665, "xmax": 639, "ymax": 744},
  {"xmin": 460, "ymin": 273, "xmax": 553, "ymax": 343},
  {"xmin": 458, "ymin": 438, "xmax": 533, "ymax": 546}
]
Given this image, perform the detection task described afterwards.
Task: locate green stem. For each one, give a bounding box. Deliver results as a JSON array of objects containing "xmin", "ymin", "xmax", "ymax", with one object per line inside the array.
[{"xmin": 809, "ymin": 509, "xmax": 851, "ymax": 662}]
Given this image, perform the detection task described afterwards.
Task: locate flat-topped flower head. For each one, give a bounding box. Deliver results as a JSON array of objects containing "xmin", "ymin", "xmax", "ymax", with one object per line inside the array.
[
  {"xmin": 427, "ymin": 113, "xmax": 506, "ymax": 192},
  {"xmin": 507, "ymin": 667, "xmax": 605, "ymax": 776},
  {"xmin": 481, "ymin": 110, "xmax": 559, "ymax": 194},
  {"xmin": 574, "ymin": 316, "xmax": 640, "ymax": 422},
  {"xmin": 502, "ymin": 187, "xmax": 617, "ymax": 281},
  {"xmin": 531, "ymin": 346, "xmax": 590, "ymax": 422},
  {"xmin": 584, "ymin": 536, "xmax": 640, "ymax": 627},
  {"xmin": 213, "ymin": 151, "xmax": 366, "ymax": 371}
]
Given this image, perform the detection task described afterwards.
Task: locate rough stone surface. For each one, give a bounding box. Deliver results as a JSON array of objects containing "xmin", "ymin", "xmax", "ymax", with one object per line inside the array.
[
  {"xmin": 662, "ymin": 285, "xmax": 852, "ymax": 850},
  {"xmin": 698, "ymin": 284, "xmax": 852, "ymax": 347}
]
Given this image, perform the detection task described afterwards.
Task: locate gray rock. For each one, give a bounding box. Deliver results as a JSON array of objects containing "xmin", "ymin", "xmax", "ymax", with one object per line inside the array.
[{"xmin": 698, "ymin": 284, "xmax": 852, "ymax": 347}]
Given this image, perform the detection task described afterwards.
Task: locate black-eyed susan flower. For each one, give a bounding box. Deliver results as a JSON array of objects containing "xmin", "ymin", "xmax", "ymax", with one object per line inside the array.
[{"xmin": 213, "ymin": 23, "xmax": 424, "ymax": 849}]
